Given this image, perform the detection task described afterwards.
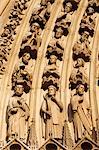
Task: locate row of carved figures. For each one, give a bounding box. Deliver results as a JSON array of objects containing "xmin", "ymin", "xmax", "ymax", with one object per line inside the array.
[
  {"xmin": 0, "ymin": 0, "xmax": 31, "ymax": 74},
  {"xmin": 40, "ymin": 0, "xmax": 81, "ymax": 143},
  {"xmin": 4, "ymin": 0, "xmax": 99, "ymax": 149},
  {"xmin": 40, "ymin": 0, "xmax": 99, "ymax": 145},
  {"xmin": 6, "ymin": 0, "xmax": 56, "ymax": 148},
  {"xmin": 4, "ymin": 0, "xmax": 81, "ymax": 147},
  {"xmin": 69, "ymin": 0, "xmax": 98, "ymax": 144}
]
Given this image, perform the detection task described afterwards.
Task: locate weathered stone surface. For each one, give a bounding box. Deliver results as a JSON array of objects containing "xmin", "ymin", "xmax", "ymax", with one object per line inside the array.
[{"xmin": 0, "ymin": 0, "xmax": 99, "ymax": 149}]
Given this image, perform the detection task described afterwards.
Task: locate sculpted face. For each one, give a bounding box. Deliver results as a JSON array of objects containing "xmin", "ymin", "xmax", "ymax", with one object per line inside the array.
[
  {"xmin": 22, "ymin": 53, "xmax": 31, "ymax": 65},
  {"xmin": 4, "ymin": 28, "xmax": 10, "ymax": 35},
  {"xmin": 65, "ymin": 2, "xmax": 72, "ymax": 13},
  {"xmin": 77, "ymin": 84, "xmax": 85, "ymax": 95},
  {"xmin": 48, "ymin": 85, "xmax": 56, "ymax": 96},
  {"xmin": 31, "ymin": 23, "xmax": 40, "ymax": 33},
  {"xmin": 81, "ymin": 32, "xmax": 89, "ymax": 42},
  {"xmin": 41, "ymin": 0, "xmax": 47, "ymax": 5},
  {"xmin": 87, "ymin": 7, "xmax": 94, "ymax": 15},
  {"xmin": 55, "ymin": 27, "xmax": 63, "ymax": 39},
  {"xmin": 50, "ymin": 55, "xmax": 57, "ymax": 64},
  {"xmin": 15, "ymin": 85, "xmax": 24, "ymax": 96},
  {"xmin": 76, "ymin": 58, "xmax": 84, "ymax": 67}
]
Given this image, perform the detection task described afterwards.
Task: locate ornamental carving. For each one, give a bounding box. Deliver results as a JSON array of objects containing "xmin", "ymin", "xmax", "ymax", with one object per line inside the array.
[
  {"xmin": 1, "ymin": 0, "xmax": 99, "ymax": 150},
  {"xmin": 0, "ymin": 0, "xmax": 30, "ymax": 74},
  {"xmin": 69, "ymin": 0, "xmax": 98, "ymax": 144}
]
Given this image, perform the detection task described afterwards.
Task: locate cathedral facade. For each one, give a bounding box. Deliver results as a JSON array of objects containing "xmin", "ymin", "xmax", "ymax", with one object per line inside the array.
[{"xmin": 0, "ymin": 0, "xmax": 99, "ymax": 149}]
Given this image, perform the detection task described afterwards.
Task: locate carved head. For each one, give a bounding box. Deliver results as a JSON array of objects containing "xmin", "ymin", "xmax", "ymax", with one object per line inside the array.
[
  {"xmin": 55, "ymin": 27, "xmax": 63, "ymax": 39},
  {"xmin": 75, "ymin": 58, "xmax": 85, "ymax": 67},
  {"xmin": 73, "ymin": 42, "xmax": 82, "ymax": 52},
  {"xmin": 14, "ymin": 84, "xmax": 24, "ymax": 96},
  {"xmin": 80, "ymin": 31, "xmax": 89, "ymax": 43},
  {"xmin": 19, "ymin": 46, "xmax": 37, "ymax": 62},
  {"xmin": 89, "ymin": 0, "xmax": 97, "ymax": 6},
  {"xmin": 49, "ymin": 55, "xmax": 57, "ymax": 64},
  {"xmin": 48, "ymin": 85, "xmax": 56, "ymax": 96},
  {"xmin": 64, "ymin": 2, "xmax": 72, "ymax": 13},
  {"xmin": 22, "ymin": 52, "xmax": 31, "ymax": 65},
  {"xmin": 4, "ymin": 28, "xmax": 10, "ymax": 35},
  {"xmin": 41, "ymin": 0, "xmax": 47, "ymax": 6},
  {"xmin": 76, "ymin": 84, "xmax": 85, "ymax": 95},
  {"xmin": 87, "ymin": 6, "xmax": 94, "ymax": 15},
  {"xmin": 31, "ymin": 22, "xmax": 40, "ymax": 34}
]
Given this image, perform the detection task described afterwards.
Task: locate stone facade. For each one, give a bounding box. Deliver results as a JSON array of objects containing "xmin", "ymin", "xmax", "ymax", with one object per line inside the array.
[{"xmin": 0, "ymin": 0, "xmax": 99, "ymax": 149}]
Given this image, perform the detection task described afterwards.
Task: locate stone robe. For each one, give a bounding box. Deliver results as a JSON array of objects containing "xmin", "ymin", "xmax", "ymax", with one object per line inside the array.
[
  {"xmin": 40, "ymin": 95, "xmax": 63, "ymax": 139},
  {"xmin": 71, "ymin": 94, "xmax": 92, "ymax": 142},
  {"xmin": 6, "ymin": 96, "xmax": 29, "ymax": 141}
]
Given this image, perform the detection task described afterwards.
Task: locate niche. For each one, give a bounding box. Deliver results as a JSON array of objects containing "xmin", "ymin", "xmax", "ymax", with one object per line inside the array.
[
  {"xmin": 10, "ymin": 144, "xmax": 21, "ymax": 150},
  {"xmin": 81, "ymin": 142, "xmax": 93, "ymax": 150},
  {"xmin": 46, "ymin": 143, "xmax": 57, "ymax": 150}
]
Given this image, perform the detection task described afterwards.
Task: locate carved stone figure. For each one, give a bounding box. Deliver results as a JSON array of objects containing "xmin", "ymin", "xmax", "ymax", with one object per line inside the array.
[
  {"xmin": 54, "ymin": 19, "xmax": 71, "ymax": 38},
  {"xmin": 0, "ymin": 0, "xmax": 29, "ymax": 75},
  {"xmin": 40, "ymin": 85, "xmax": 63, "ymax": 139},
  {"xmin": 55, "ymin": 0, "xmax": 75, "ymax": 39},
  {"xmin": 42, "ymin": 53, "xmax": 60, "ymax": 91},
  {"xmin": 14, "ymin": 0, "xmax": 28, "ymax": 13},
  {"xmin": 30, "ymin": 2, "xmax": 52, "ymax": 29},
  {"xmin": 1, "ymin": 25, "xmax": 15, "ymax": 42},
  {"xmin": 30, "ymin": 22, "xmax": 42, "ymax": 36},
  {"xmin": 44, "ymin": 55, "xmax": 58, "ymax": 73},
  {"xmin": 6, "ymin": 84, "xmax": 30, "ymax": 142},
  {"xmin": 46, "ymin": 41, "xmax": 64, "ymax": 61},
  {"xmin": 88, "ymin": 0, "xmax": 97, "ymax": 6},
  {"xmin": 54, "ymin": 0, "xmax": 80, "ymax": 41},
  {"xmin": 22, "ymin": 23, "xmax": 42, "ymax": 51},
  {"xmin": 19, "ymin": 45, "xmax": 37, "ymax": 65},
  {"xmin": 79, "ymin": 13, "xmax": 96, "ymax": 37},
  {"xmin": 62, "ymin": 0, "xmax": 78, "ymax": 14},
  {"xmin": 80, "ymin": 31, "xmax": 90, "ymax": 44},
  {"xmin": 54, "ymin": 26, "xmax": 64, "ymax": 39},
  {"xmin": 22, "ymin": 52, "xmax": 31, "ymax": 65},
  {"xmin": 86, "ymin": 6, "xmax": 95, "ymax": 16},
  {"xmin": 72, "ymin": 41, "xmax": 91, "ymax": 62},
  {"xmin": 69, "ymin": 58, "xmax": 88, "ymax": 90},
  {"xmin": 63, "ymin": 2, "xmax": 73, "ymax": 13},
  {"xmin": 1, "ymin": 27, "xmax": 11, "ymax": 38},
  {"xmin": 12, "ymin": 65, "xmax": 32, "ymax": 93},
  {"xmin": 70, "ymin": 84, "xmax": 92, "ymax": 142}
]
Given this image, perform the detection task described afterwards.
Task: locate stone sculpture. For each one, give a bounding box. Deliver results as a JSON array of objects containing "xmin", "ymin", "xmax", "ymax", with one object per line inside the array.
[
  {"xmin": 69, "ymin": 58, "xmax": 88, "ymax": 90},
  {"xmin": 12, "ymin": 65, "xmax": 32, "ymax": 93},
  {"xmin": 6, "ymin": 84, "xmax": 30, "ymax": 142},
  {"xmin": 40, "ymin": 85, "xmax": 63, "ymax": 139},
  {"xmin": 70, "ymin": 84, "xmax": 92, "ymax": 142}
]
